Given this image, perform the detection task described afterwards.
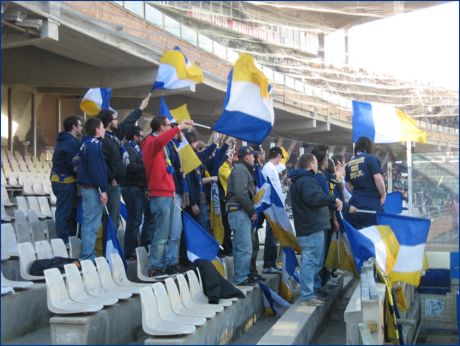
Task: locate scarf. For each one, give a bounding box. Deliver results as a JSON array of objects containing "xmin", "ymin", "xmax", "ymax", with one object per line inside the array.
[
  {"xmin": 105, "ymin": 131, "xmax": 130, "ymax": 167},
  {"xmin": 128, "ymin": 140, "xmax": 142, "ymax": 159}
]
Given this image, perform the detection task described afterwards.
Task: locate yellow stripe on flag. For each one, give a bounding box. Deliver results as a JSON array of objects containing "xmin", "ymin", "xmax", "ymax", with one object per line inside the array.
[
  {"xmin": 376, "ymin": 225, "xmax": 400, "ymax": 274},
  {"xmin": 232, "ymin": 53, "xmax": 269, "ymax": 98},
  {"xmin": 178, "ymin": 143, "xmax": 202, "ymax": 176},
  {"xmin": 265, "ymin": 214, "xmax": 301, "ymax": 253},
  {"xmin": 160, "ymin": 50, "xmax": 203, "ymax": 83},
  {"xmin": 396, "ymin": 108, "xmax": 427, "ymax": 143},
  {"xmin": 171, "ymin": 104, "xmax": 192, "ymax": 124}
]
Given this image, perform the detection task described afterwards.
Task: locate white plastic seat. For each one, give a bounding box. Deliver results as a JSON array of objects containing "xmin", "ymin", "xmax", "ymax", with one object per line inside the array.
[
  {"xmin": 16, "ymin": 196, "xmax": 29, "ymax": 212},
  {"xmin": 1, "ymin": 287, "xmax": 14, "ymax": 295},
  {"xmin": 27, "ymin": 197, "xmax": 47, "ymax": 219},
  {"xmin": 51, "ymin": 238, "xmax": 69, "ymax": 258},
  {"xmin": 80, "ymin": 260, "xmax": 124, "ymax": 301},
  {"xmin": 14, "ymin": 219, "xmax": 33, "ymax": 243},
  {"xmin": 35, "ymin": 240, "xmax": 53, "ymax": 259},
  {"xmin": 37, "ymin": 196, "xmax": 53, "ymax": 218},
  {"xmin": 152, "ymin": 282, "xmax": 206, "ymax": 326},
  {"xmin": 135, "ymin": 247, "xmax": 157, "ymax": 282},
  {"xmin": 110, "ymin": 253, "xmax": 150, "ymax": 293},
  {"xmin": 17, "ymin": 242, "xmax": 44, "ymax": 281},
  {"xmin": 69, "ymin": 236, "xmax": 81, "ymax": 258},
  {"xmin": 1, "ymin": 270, "xmax": 33, "ymax": 289},
  {"xmin": 31, "ymin": 221, "xmax": 47, "ymax": 242},
  {"xmin": 186, "ymin": 270, "xmax": 231, "ymax": 307},
  {"xmin": 139, "ymin": 286, "xmax": 196, "ymax": 336},
  {"xmin": 1, "ymin": 223, "xmax": 19, "ymax": 258},
  {"xmin": 22, "ymin": 178, "xmax": 35, "ymax": 195},
  {"xmin": 176, "ymin": 274, "xmax": 223, "ymax": 313},
  {"xmin": 64, "ymin": 263, "xmax": 117, "ymax": 306},
  {"xmin": 32, "ymin": 179, "xmax": 45, "ymax": 195},
  {"xmin": 1, "ymin": 186, "xmax": 15, "ymax": 207},
  {"xmin": 44, "ymin": 268, "xmax": 103, "ymax": 314},
  {"xmin": 196, "ymin": 268, "xmax": 239, "ymax": 304},
  {"xmin": 49, "ymin": 189, "xmax": 57, "ymax": 205},
  {"xmin": 164, "ymin": 278, "xmax": 215, "ymax": 319},
  {"xmin": 94, "ymin": 257, "xmax": 133, "ymax": 298},
  {"xmin": 46, "ymin": 219, "xmax": 57, "ymax": 240},
  {"xmin": 1, "ymin": 202, "xmax": 13, "ymax": 222}
]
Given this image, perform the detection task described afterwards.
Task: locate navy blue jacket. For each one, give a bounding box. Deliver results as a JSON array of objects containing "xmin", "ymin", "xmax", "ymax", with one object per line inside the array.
[
  {"xmin": 289, "ymin": 169, "xmax": 335, "ymax": 236},
  {"xmin": 51, "ymin": 132, "xmax": 80, "ymax": 178},
  {"xmin": 77, "ymin": 137, "xmax": 108, "ymax": 193},
  {"xmin": 167, "ymin": 139, "xmax": 187, "ymax": 195}
]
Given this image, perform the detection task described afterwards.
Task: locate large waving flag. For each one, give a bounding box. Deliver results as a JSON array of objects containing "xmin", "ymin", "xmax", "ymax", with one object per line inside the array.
[
  {"xmin": 80, "ymin": 88, "xmax": 112, "ymax": 116},
  {"xmin": 383, "ymin": 191, "xmax": 404, "ymax": 214},
  {"xmin": 152, "ymin": 46, "xmax": 203, "ymax": 91},
  {"xmin": 212, "ymin": 54, "xmax": 274, "ymax": 144},
  {"xmin": 343, "ymin": 219, "xmax": 400, "ymax": 275},
  {"xmin": 259, "ymin": 282, "xmax": 291, "ymax": 316},
  {"xmin": 160, "ymin": 97, "xmax": 202, "ymax": 175},
  {"xmin": 182, "ymin": 211, "xmax": 220, "ymax": 262},
  {"xmin": 352, "ymin": 100, "xmax": 427, "ymax": 144},
  {"xmin": 376, "ymin": 213, "xmax": 430, "ymax": 286}
]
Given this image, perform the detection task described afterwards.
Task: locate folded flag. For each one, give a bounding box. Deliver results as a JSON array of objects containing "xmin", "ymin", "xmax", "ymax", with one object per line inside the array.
[
  {"xmin": 182, "ymin": 211, "xmax": 220, "ymax": 262},
  {"xmin": 212, "ymin": 53, "xmax": 274, "ymax": 144},
  {"xmin": 376, "ymin": 213, "xmax": 430, "ymax": 286},
  {"xmin": 210, "ymin": 181, "xmax": 224, "ymax": 245},
  {"xmin": 152, "ymin": 46, "xmax": 203, "ymax": 91},
  {"xmin": 325, "ymin": 230, "xmax": 359, "ymax": 277},
  {"xmin": 120, "ymin": 201, "xmax": 128, "ymax": 221},
  {"xmin": 160, "ymin": 97, "xmax": 202, "ymax": 175},
  {"xmin": 352, "ymin": 100, "xmax": 427, "ymax": 144},
  {"xmin": 280, "ymin": 247, "xmax": 301, "ymax": 302},
  {"xmin": 105, "ymin": 212, "xmax": 127, "ymax": 270},
  {"xmin": 383, "ymin": 191, "xmax": 404, "ymax": 214},
  {"xmin": 343, "ymin": 219, "xmax": 399, "ymax": 275},
  {"xmin": 80, "ymin": 88, "xmax": 112, "ymax": 116},
  {"xmin": 259, "ymin": 282, "xmax": 291, "ymax": 316}
]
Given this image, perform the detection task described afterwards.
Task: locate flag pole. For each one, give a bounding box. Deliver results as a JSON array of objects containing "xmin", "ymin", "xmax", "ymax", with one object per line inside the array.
[
  {"xmin": 406, "ymin": 141, "xmax": 413, "ymax": 215},
  {"xmin": 194, "ymin": 123, "xmax": 211, "ymax": 130}
]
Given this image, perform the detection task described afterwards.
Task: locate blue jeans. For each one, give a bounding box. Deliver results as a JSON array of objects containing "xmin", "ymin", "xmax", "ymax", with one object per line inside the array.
[
  {"xmin": 148, "ymin": 196, "xmax": 174, "ymax": 270},
  {"xmin": 228, "ymin": 210, "xmax": 252, "ymax": 284},
  {"xmin": 199, "ymin": 198, "xmax": 210, "ymax": 232},
  {"xmin": 263, "ymin": 222, "xmax": 278, "ymax": 268},
  {"xmin": 297, "ymin": 231, "xmax": 325, "ymax": 300},
  {"xmin": 52, "ymin": 182, "xmax": 76, "ymax": 244},
  {"xmin": 80, "ymin": 187, "xmax": 104, "ymax": 261},
  {"xmin": 165, "ymin": 194, "xmax": 182, "ymax": 266},
  {"xmin": 121, "ymin": 186, "xmax": 144, "ymax": 258}
]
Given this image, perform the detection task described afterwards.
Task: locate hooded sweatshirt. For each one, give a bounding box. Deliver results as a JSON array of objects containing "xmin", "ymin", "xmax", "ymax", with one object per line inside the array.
[
  {"xmin": 288, "ymin": 168, "xmax": 336, "ymax": 237},
  {"xmin": 51, "ymin": 132, "xmax": 80, "ymax": 183}
]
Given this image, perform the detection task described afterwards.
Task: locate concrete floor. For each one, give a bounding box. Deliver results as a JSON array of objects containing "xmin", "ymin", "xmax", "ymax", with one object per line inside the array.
[{"xmin": 229, "ymin": 315, "xmax": 279, "ymax": 345}]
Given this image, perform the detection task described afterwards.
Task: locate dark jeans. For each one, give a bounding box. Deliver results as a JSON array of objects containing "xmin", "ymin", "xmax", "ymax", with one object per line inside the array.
[
  {"xmin": 320, "ymin": 228, "xmax": 332, "ymax": 286},
  {"xmin": 52, "ymin": 182, "xmax": 77, "ymax": 244},
  {"xmin": 140, "ymin": 195, "xmax": 154, "ymax": 249},
  {"xmin": 220, "ymin": 198, "xmax": 233, "ymax": 254},
  {"xmin": 263, "ymin": 222, "xmax": 278, "ymax": 268},
  {"xmin": 250, "ymin": 229, "xmax": 260, "ymax": 278},
  {"xmin": 121, "ymin": 186, "xmax": 144, "ymax": 258}
]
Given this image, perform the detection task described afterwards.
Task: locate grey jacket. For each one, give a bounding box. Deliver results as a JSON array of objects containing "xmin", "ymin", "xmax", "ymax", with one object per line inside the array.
[{"xmin": 226, "ymin": 162, "xmax": 256, "ymax": 216}]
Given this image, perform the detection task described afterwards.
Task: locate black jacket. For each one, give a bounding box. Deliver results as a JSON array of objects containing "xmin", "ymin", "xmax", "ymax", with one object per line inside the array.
[
  {"xmin": 120, "ymin": 143, "xmax": 146, "ymax": 188},
  {"xmin": 102, "ymin": 108, "xmax": 143, "ymax": 183},
  {"xmin": 289, "ymin": 169, "xmax": 336, "ymax": 237}
]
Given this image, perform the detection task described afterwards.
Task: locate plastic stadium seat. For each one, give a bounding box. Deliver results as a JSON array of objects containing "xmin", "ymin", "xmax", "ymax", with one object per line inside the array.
[
  {"xmin": 51, "ymin": 238, "xmax": 69, "ymax": 258},
  {"xmin": 139, "ymin": 286, "xmax": 196, "ymax": 336},
  {"xmin": 1, "ymin": 223, "xmax": 19, "ymax": 258},
  {"xmin": 135, "ymin": 247, "xmax": 158, "ymax": 282},
  {"xmin": 14, "ymin": 219, "xmax": 33, "ymax": 244},
  {"xmin": 17, "ymin": 242, "xmax": 44, "ymax": 281},
  {"xmin": 15, "ymin": 196, "xmax": 29, "ymax": 212},
  {"xmin": 110, "ymin": 253, "xmax": 150, "ymax": 294},
  {"xmin": 64, "ymin": 263, "xmax": 117, "ymax": 306},
  {"xmin": 44, "ymin": 268, "xmax": 103, "ymax": 314},
  {"xmin": 35, "ymin": 240, "xmax": 53, "ymax": 259},
  {"xmin": 31, "ymin": 221, "xmax": 47, "ymax": 242},
  {"xmin": 164, "ymin": 277, "xmax": 215, "ymax": 319},
  {"xmin": 80, "ymin": 260, "xmax": 126, "ymax": 301},
  {"xmin": 196, "ymin": 268, "xmax": 239, "ymax": 304},
  {"xmin": 1, "ymin": 203, "xmax": 13, "ymax": 222},
  {"xmin": 1, "ymin": 186, "xmax": 15, "ymax": 207},
  {"xmin": 176, "ymin": 274, "xmax": 223, "ymax": 313},
  {"xmin": 37, "ymin": 196, "xmax": 53, "ymax": 219},
  {"xmin": 68, "ymin": 236, "xmax": 81, "ymax": 259},
  {"xmin": 94, "ymin": 257, "xmax": 134, "ymax": 297},
  {"xmin": 186, "ymin": 270, "xmax": 231, "ymax": 307},
  {"xmin": 1, "ymin": 270, "xmax": 33, "ymax": 289},
  {"xmin": 152, "ymin": 282, "xmax": 206, "ymax": 326}
]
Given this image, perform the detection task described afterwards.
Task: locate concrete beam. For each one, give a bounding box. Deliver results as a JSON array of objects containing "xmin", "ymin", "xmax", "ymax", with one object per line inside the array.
[
  {"xmin": 291, "ymin": 122, "xmax": 331, "ymax": 134},
  {"xmin": 274, "ymin": 118, "xmax": 316, "ymax": 132},
  {"xmin": 2, "ymin": 18, "xmax": 59, "ymax": 49}
]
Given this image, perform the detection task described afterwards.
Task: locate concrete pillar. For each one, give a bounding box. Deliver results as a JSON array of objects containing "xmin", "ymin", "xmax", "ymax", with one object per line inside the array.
[
  {"xmin": 318, "ymin": 33, "xmax": 325, "ymax": 62},
  {"xmin": 344, "ymin": 29, "xmax": 349, "ymax": 65},
  {"xmin": 7, "ymin": 87, "xmax": 13, "ymax": 151},
  {"xmin": 31, "ymin": 93, "xmax": 36, "ymax": 157}
]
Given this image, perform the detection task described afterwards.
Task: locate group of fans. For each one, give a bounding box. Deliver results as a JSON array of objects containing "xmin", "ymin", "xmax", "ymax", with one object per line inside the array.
[{"xmin": 51, "ymin": 97, "xmax": 386, "ymax": 305}]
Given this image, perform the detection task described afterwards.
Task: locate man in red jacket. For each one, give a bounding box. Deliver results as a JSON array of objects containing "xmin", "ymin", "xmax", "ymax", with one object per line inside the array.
[{"xmin": 142, "ymin": 115, "xmax": 193, "ymax": 279}]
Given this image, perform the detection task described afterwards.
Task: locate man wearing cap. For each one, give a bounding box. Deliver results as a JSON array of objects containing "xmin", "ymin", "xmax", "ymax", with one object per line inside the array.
[
  {"xmin": 120, "ymin": 125, "xmax": 146, "ymax": 260},
  {"xmin": 98, "ymin": 96, "xmax": 149, "ymax": 245},
  {"xmin": 226, "ymin": 146, "xmax": 257, "ymax": 286},
  {"xmin": 261, "ymin": 146, "xmax": 285, "ymax": 274}
]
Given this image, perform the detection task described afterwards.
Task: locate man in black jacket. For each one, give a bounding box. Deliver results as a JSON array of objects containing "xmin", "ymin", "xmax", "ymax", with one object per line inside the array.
[
  {"xmin": 98, "ymin": 97, "xmax": 149, "ymax": 238},
  {"xmin": 120, "ymin": 126, "xmax": 146, "ymax": 260},
  {"xmin": 289, "ymin": 154, "xmax": 342, "ymax": 306}
]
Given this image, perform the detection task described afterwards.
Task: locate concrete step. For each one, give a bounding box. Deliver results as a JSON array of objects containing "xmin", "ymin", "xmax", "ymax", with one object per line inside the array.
[{"xmin": 4, "ymin": 326, "xmax": 51, "ymax": 345}]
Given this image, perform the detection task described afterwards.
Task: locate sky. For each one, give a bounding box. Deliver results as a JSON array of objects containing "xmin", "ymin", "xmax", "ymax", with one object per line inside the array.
[{"xmin": 326, "ymin": 2, "xmax": 459, "ymax": 90}]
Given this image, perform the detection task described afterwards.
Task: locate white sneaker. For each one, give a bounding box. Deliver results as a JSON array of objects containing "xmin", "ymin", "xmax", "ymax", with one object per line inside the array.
[{"xmin": 262, "ymin": 267, "xmax": 282, "ymax": 274}]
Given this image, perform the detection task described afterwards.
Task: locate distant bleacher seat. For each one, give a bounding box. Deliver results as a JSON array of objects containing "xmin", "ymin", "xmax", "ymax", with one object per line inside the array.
[
  {"xmin": 1, "ymin": 270, "xmax": 33, "ymax": 290},
  {"xmin": 68, "ymin": 236, "xmax": 81, "ymax": 258},
  {"xmin": 50, "ymin": 238, "xmax": 69, "ymax": 258},
  {"xmin": 17, "ymin": 242, "xmax": 45, "ymax": 281},
  {"xmin": 1, "ymin": 223, "xmax": 19, "ymax": 258},
  {"xmin": 35, "ymin": 240, "xmax": 53, "ymax": 260}
]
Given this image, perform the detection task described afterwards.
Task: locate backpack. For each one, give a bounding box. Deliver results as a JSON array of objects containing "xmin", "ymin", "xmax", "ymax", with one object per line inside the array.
[{"xmin": 29, "ymin": 257, "xmax": 80, "ymax": 276}]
